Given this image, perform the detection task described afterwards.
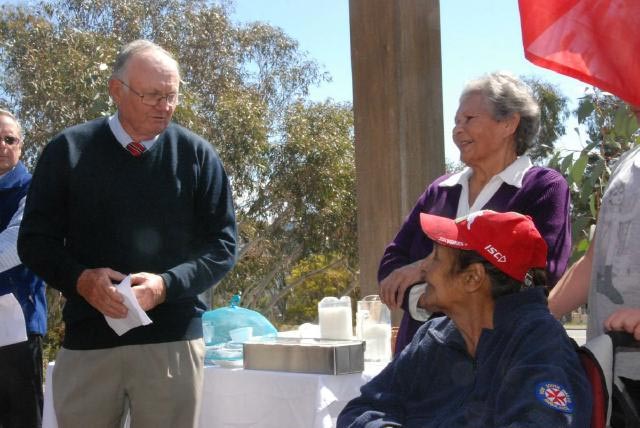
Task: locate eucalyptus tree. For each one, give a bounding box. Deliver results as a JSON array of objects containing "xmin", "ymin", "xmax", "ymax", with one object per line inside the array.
[
  {"xmin": 0, "ymin": 1, "xmax": 356, "ymax": 339},
  {"xmin": 548, "ymin": 91, "xmax": 639, "ymax": 261}
]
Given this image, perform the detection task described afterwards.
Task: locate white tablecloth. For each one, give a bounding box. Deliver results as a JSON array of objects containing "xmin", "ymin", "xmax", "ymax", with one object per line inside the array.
[{"xmin": 44, "ymin": 361, "xmax": 385, "ymax": 428}]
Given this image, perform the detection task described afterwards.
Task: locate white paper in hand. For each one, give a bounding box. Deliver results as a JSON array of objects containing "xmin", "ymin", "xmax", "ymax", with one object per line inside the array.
[
  {"xmin": 105, "ymin": 275, "xmax": 153, "ymax": 336},
  {"xmin": 0, "ymin": 293, "xmax": 28, "ymax": 346}
]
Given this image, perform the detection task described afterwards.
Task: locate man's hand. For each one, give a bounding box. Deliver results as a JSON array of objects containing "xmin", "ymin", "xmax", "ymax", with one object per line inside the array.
[
  {"xmin": 76, "ymin": 268, "xmax": 127, "ymax": 318},
  {"xmin": 379, "ymin": 260, "xmax": 424, "ymax": 309},
  {"xmin": 604, "ymin": 307, "xmax": 640, "ymax": 341},
  {"xmin": 130, "ymin": 272, "xmax": 167, "ymax": 311}
]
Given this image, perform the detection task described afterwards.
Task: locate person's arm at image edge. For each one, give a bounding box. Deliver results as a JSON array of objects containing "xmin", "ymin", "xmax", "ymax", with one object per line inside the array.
[{"xmin": 548, "ymin": 238, "xmax": 595, "ymax": 319}]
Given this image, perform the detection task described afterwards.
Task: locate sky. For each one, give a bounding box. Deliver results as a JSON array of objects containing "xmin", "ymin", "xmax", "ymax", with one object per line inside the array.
[{"xmin": 230, "ymin": 0, "xmax": 589, "ymax": 162}]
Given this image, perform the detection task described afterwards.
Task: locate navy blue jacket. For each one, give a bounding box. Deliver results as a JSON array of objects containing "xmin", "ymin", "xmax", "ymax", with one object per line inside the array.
[
  {"xmin": 337, "ymin": 288, "xmax": 591, "ymax": 427},
  {"xmin": 0, "ymin": 161, "xmax": 46, "ymax": 336}
]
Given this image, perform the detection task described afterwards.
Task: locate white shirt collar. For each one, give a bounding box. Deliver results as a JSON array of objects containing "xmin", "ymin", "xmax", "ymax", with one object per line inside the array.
[
  {"xmin": 108, "ymin": 112, "xmax": 158, "ymax": 149},
  {"xmin": 439, "ymin": 155, "xmax": 533, "ymax": 189},
  {"xmin": 439, "ymin": 156, "xmax": 533, "ymax": 217}
]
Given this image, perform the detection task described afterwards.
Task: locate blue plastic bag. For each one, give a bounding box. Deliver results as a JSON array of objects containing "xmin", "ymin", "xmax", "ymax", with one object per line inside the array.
[{"xmin": 202, "ymin": 294, "xmax": 277, "ymax": 366}]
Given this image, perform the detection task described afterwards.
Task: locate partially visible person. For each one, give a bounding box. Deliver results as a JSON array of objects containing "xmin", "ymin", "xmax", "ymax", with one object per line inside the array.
[
  {"xmin": 0, "ymin": 109, "xmax": 46, "ymax": 428},
  {"xmin": 379, "ymin": 71, "xmax": 571, "ymax": 353},
  {"xmin": 549, "ymin": 105, "xmax": 640, "ymax": 424},
  {"xmin": 338, "ymin": 210, "xmax": 591, "ymax": 428},
  {"xmin": 17, "ymin": 40, "xmax": 237, "ymax": 428}
]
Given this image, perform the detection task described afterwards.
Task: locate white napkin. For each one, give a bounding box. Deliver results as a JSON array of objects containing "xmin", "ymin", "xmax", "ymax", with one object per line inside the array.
[
  {"xmin": 105, "ymin": 275, "xmax": 153, "ymax": 336},
  {"xmin": 0, "ymin": 293, "xmax": 28, "ymax": 346}
]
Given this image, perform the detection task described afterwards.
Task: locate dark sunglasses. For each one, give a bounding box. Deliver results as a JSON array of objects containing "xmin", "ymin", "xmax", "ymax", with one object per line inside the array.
[{"xmin": 0, "ymin": 136, "xmax": 20, "ymax": 146}]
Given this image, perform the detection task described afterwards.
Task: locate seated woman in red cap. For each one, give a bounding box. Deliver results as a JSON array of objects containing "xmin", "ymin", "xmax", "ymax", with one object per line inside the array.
[{"xmin": 338, "ymin": 210, "xmax": 591, "ymax": 428}]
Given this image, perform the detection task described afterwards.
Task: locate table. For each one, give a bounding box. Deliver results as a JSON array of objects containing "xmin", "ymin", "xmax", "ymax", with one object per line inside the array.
[{"xmin": 44, "ymin": 361, "xmax": 385, "ymax": 428}]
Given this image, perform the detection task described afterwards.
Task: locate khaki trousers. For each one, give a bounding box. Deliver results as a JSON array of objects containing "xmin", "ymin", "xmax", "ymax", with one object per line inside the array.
[{"xmin": 52, "ymin": 339, "xmax": 204, "ymax": 428}]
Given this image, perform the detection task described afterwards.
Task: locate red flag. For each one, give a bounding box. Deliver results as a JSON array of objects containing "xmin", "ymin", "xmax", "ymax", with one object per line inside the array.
[{"xmin": 519, "ymin": 0, "xmax": 640, "ymax": 106}]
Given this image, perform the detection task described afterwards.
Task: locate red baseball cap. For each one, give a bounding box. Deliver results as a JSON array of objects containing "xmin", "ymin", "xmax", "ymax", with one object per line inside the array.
[{"xmin": 419, "ymin": 210, "xmax": 548, "ymax": 282}]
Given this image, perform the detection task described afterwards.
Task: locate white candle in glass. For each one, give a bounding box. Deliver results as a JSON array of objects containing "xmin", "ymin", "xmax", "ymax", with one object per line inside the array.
[
  {"xmin": 363, "ymin": 323, "xmax": 391, "ymax": 361},
  {"xmin": 319, "ymin": 306, "xmax": 353, "ymax": 340}
]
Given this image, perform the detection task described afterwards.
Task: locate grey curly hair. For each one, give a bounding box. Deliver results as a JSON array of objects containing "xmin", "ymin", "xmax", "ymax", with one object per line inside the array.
[{"xmin": 460, "ymin": 71, "xmax": 540, "ymax": 155}]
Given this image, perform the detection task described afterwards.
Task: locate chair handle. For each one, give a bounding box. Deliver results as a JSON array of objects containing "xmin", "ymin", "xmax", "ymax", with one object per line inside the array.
[{"xmin": 607, "ymin": 331, "xmax": 640, "ymax": 348}]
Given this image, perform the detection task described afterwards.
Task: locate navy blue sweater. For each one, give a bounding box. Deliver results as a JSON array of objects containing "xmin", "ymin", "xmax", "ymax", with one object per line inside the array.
[
  {"xmin": 337, "ymin": 288, "xmax": 592, "ymax": 428},
  {"xmin": 18, "ymin": 118, "xmax": 237, "ymax": 349}
]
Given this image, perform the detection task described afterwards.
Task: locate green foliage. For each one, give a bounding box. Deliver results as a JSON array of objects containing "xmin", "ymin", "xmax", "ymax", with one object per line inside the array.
[
  {"xmin": 0, "ymin": 0, "xmax": 356, "ymax": 348},
  {"xmin": 278, "ymin": 253, "xmax": 358, "ymax": 329},
  {"xmin": 42, "ymin": 288, "xmax": 64, "ymax": 364},
  {"xmin": 222, "ymin": 100, "xmax": 357, "ymax": 318},
  {"xmin": 445, "ymin": 159, "xmax": 464, "ymax": 174},
  {"xmin": 548, "ymin": 90, "xmax": 639, "ymax": 261},
  {"xmin": 523, "ymin": 77, "xmax": 570, "ymax": 161}
]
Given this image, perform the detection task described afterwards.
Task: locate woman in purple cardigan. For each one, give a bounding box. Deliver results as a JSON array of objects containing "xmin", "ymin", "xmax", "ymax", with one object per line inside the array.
[{"xmin": 379, "ymin": 72, "xmax": 572, "ymax": 353}]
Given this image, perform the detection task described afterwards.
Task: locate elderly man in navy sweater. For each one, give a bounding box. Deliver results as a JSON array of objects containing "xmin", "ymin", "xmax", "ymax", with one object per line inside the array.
[
  {"xmin": 18, "ymin": 40, "xmax": 237, "ymax": 428},
  {"xmin": 338, "ymin": 211, "xmax": 591, "ymax": 428}
]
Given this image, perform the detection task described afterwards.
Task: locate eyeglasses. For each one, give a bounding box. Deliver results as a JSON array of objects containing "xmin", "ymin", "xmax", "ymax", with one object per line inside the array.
[
  {"xmin": 117, "ymin": 79, "xmax": 180, "ymax": 106},
  {"xmin": 0, "ymin": 135, "xmax": 20, "ymax": 146}
]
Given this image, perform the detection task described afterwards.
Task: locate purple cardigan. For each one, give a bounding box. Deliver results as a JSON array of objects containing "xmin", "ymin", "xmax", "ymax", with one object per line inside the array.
[{"xmin": 379, "ymin": 166, "xmax": 572, "ymax": 353}]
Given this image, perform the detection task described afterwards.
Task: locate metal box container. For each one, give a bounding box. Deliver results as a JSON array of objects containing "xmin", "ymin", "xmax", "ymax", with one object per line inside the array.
[{"xmin": 243, "ymin": 337, "xmax": 365, "ymax": 375}]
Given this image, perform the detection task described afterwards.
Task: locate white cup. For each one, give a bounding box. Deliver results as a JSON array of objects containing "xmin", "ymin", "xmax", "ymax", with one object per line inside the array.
[{"xmin": 229, "ymin": 326, "xmax": 253, "ymax": 343}]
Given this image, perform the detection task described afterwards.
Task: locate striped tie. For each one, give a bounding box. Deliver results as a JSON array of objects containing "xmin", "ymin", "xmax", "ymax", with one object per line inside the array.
[{"xmin": 126, "ymin": 141, "xmax": 146, "ymax": 157}]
